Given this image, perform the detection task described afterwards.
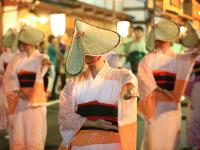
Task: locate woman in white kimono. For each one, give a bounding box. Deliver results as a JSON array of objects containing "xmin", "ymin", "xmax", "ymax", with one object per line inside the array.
[
  {"xmin": 58, "ymin": 19, "xmax": 138, "ymax": 150},
  {"xmin": 182, "ymin": 22, "xmax": 200, "ymax": 149},
  {"xmin": 3, "ymin": 26, "xmax": 51, "ymax": 150},
  {"xmin": 186, "ymin": 56, "xmax": 200, "ymax": 149},
  {"xmin": 137, "ymin": 17, "xmax": 200, "ymax": 150},
  {"xmin": 0, "ymin": 29, "xmax": 17, "ymax": 130}
]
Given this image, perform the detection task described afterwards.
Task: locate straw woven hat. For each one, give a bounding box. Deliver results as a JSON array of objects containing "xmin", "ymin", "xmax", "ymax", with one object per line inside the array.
[
  {"xmin": 18, "ymin": 25, "xmax": 44, "ymax": 45},
  {"xmin": 65, "ymin": 19, "xmax": 121, "ymax": 77},
  {"xmin": 181, "ymin": 21, "xmax": 200, "ymax": 48},
  {"xmin": 146, "ymin": 17, "xmax": 180, "ymax": 51},
  {"xmin": 2, "ymin": 28, "xmax": 18, "ymax": 51}
]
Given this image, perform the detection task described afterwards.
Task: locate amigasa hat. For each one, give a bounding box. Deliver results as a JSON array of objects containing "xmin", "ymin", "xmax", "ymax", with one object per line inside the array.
[
  {"xmin": 2, "ymin": 28, "xmax": 18, "ymax": 51},
  {"xmin": 146, "ymin": 17, "xmax": 180, "ymax": 51},
  {"xmin": 65, "ymin": 19, "xmax": 121, "ymax": 77},
  {"xmin": 181, "ymin": 21, "xmax": 200, "ymax": 48},
  {"xmin": 18, "ymin": 25, "xmax": 44, "ymax": 45}
]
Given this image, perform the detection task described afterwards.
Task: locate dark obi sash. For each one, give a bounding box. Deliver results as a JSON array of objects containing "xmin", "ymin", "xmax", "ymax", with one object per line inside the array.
[
  {"xmin": 153, "ymin": 70, "xmax": 176, "ymax": 91},
  {"xmin": 3, "ymin": 62, "xmax": 8, "ymax": 70},
  {"xmin": 17, "ymin": 71, "xmax": 36, "ymax": 88},
  {"xmin": 77, "ymin": 101, "xmax": 118, "ymax": 132},
  {"xmin": 193, "ymin": 61, "xmax": 200, "ymax": 77}
]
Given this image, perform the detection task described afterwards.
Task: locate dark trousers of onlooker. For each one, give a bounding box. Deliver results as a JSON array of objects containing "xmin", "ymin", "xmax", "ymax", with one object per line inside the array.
[
  {"xmin": 51, "ymin": 66, "xmax": 66, "ymax": 97},
  {"xmin": 52, "ymin": 68, "xmax": 59, "ymax": 97}
]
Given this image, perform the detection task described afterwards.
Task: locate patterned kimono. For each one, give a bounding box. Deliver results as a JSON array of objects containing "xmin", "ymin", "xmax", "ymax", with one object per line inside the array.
[
  {"xmin": 185, "ymin": 55, "xmax": 200, "ymax": 149},
  {"xmin": 0, "ymin": 50, "xmax": 15, "ymax": 129},
  {"xmin": 59, "ymin": 61, "xmax": 137, "ymax": 150},
  {"xmin": 3, "ymin": 50, "xmax": 48, "ymax": 150},
  {"xmin": 138, "ymin": 49, "xmax": 195, "ymax": 150}
]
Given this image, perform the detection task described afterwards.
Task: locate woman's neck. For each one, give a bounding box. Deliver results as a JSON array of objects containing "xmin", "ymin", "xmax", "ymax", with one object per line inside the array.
[
  {"xmin": 27, "ymin": 48, "xmax": 35, "ymax": 57},
  {"xmin": 88, "ymin": 59, "xmax": 105, "ymax": 79},
  {"xmin": 157, "ymin": 45, "xmax": 170, "ymax": 53}
]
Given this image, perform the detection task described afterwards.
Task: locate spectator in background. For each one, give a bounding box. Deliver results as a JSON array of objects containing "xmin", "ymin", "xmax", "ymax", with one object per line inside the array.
[
  {"xmin": 53, "ymin": 35, "xmax": 68, "ymax": 93},
  {"xmin": 47, "ymin": 35, "xmax": 58, "ymax": 100},
  {"xmin": 38, "ymin": 41, "xmax": 47, "ymax": 54},
  {"xmin": 116, "ymin": 25, "xmax": 147, "ymax": 74},
  {"xmin": 127, "ymin": 26, "xmax": 147, "ymax": 74},
  {"xmin": 127, "ymin": 26, "xmax": 147, "ymax": 54},
  {"xmin": 39, "ymin": 41, "xmax": 49, "ymax": 92}
]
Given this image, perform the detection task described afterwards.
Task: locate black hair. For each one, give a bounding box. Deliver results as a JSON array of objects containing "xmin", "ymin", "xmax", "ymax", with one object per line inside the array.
[
  {"xmin": 39, "ymin": 41, "xmax": 45, "ymax": 47},
  {"xmin": 134, "ymin": 26, "xmax": 144, "ymax": 32},
  {"xmin": 48, "ymin": 35, "xmax": 55, "ymax": 43}
]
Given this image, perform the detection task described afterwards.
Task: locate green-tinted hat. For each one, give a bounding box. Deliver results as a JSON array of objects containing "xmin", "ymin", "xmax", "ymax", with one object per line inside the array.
[
  {"xmin": 146, "ymin": 17, "xmax": 180, "ymax": 51},
  {"xmin": 181, "ymin": 21, "xmax": 200, "ymax": 48},
  {"xmin": 2, "ymin": 28, "xmax": 18, "ymax": 51},
  {"xmin": 18, "ymin": 25, "xmax": 44, "ymax": 45},
  {"xmin": 65, "ymin": 19, "xmax": 121, "ymax": 77}
]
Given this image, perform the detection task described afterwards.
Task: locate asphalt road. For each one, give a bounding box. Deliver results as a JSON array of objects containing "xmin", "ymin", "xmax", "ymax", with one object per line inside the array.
[{"xmin": 0, "ymin": 101, "xmax": 189, "ymax": 150}]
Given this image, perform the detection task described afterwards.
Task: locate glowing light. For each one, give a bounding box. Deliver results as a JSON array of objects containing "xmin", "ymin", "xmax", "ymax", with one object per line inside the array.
[
  {"xmin": 50, "ymin": 13, "xmax": 66, "ymax": 37},
  {"xmin": 117, "ymin": 21, "xmax": 130, "ymax": 37},
  {"xmin": 3, "ymin": 6, "xmax": 18, "ymax": 34},
  {"xmin": 28, "ymin": 15, "xmax": 48, "ymax": 24},
  {"xmin": 38, "ymin": 17, "xmax": 49, "ymax": 24},
  {"xmin": 180, "ymin": 26, "xmax": 186, "ymax": 33}
]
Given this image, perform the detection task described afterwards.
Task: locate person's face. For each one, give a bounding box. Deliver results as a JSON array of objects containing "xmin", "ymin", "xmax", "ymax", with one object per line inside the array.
[
  {"xmin": 41, "ymin": 42, "xmax": 47, "ymax": 50},
  {"xmin": 129, "ymin": 28, "xmax": 134, "ymax": 36},
  {"xmin": 18, "ymin": 42, "xmax": 34, "ymax": 52},
  {"xmin": 134, "ymin": 30, "xmax": 143, "ymax": 39},
  {"xmin": 85, "ymin": 55, "xmax": 102, "ymax": 65},
  {"xmin": 52, "ymin": 37, "xmax": 58, "ymax": 46},
  {"xmin": 155, "ymin": 40, "xmax": 170, "ymax": 50}
]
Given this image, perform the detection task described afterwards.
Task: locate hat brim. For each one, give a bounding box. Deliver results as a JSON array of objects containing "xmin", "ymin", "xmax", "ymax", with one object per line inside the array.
[
  {"xmin": 2, "ymin": 29, "xmax": 18, "ymax": 52},
  {"xmin": 155, "ymin": 17, "xmax": 180, "ymax": 41},
  {"xmin": 146, "ymin": 17, "xmax": 180, "ymax": 51},
  {"xmin": 75, "ymin": 19, "xmax": 121, "ymax": 55},
  {"xmin": 19, "ymin": 25, "xmax": 44, "ymax": 45},
  {"xmin": 146, "ymin": 29, "xmax": 156, "ymax": 51},
  {"xmin": 181, "ymin": 21, "xmax": 200, "ymax": 48},
  {"xmin": 65, "ymin": 37, "xmax": 85, "ymax": 77},
  {"xmin": 65, "ymin": 19, "xmax": 121, "ymax": 76}
]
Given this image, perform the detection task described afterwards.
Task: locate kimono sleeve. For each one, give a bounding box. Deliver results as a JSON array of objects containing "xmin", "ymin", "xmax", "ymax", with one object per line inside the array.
[
  {"xmin": 3, "ymin": 56, "xmax": 20, "ymax": 115},
  {"xmin": 58, "ymin": 78, "xmax": 86, "ymax": 146},
  {"xmin": 137, "ymin": 55, "xmax": 158, "ymax": 121},
  {"xmin": 137, "ymin": 57, "xmax": 157, "ymax": 99},
  {"xmin": 174, "ymin": 53, "xmax": 196, "ymax": 102},
  {"xmin": 3, "ymin": 56, "xmax": 20, "ymax": 93},
  {"xmin": 118, "ymin": 71, "xmax": 138, "ymax": 150}
]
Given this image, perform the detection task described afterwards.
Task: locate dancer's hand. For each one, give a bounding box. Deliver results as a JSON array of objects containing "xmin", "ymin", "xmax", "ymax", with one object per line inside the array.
[
  {"xmin": 155, "ymin": 87, "xmax": 174, "ymax": 99},
  {"xmin": 83, "ymin": 119, "xmax": 118, "ymax": 130},
  {"xmin": 94, "ymin": 119, "xmax": 118, "ymax": 130},
  {"xmin": 16, "ymin": 91, "xmax": 28, "ymax": 100},
  {"xmin": 121, "ymin": 83, "xmax": 137, "ymax": 100}
]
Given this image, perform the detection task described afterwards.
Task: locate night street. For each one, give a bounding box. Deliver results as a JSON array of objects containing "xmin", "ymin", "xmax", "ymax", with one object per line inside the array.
[{"xmin": 0, "ymin": 101, "xmax": 189, "ymax": 150}]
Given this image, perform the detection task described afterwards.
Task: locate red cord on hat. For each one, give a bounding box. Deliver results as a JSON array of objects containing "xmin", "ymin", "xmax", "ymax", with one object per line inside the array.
[{"xmin": 75, "ymin": 31, "xmax": 84, "ymax": 38}]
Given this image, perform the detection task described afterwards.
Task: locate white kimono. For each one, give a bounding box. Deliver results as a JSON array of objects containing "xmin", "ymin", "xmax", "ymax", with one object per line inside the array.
[
  {"xmin": 59, "ymin": 61, "xmax": 137, "ymax": 150},
  {"xmin": 185, "ymin": 55, "xmax": 200, "ymax": 148},
  {"xmin": 0, "ymin": 50, "xmax": 15, "ymax": 129},
  {"xmin": 138, "ymin": 49, "xmax": 195, "ymax": 150},
  {"xmin": 4, "ymin": 50, "xmax": 48, "ymax": 150}
]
